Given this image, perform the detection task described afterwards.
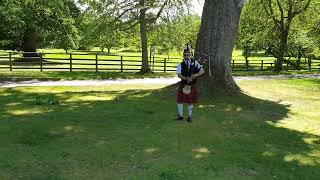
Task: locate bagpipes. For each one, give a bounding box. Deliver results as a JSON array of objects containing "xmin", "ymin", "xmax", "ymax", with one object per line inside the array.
[
  {"xmin": 182, "ymin": 43, "xmax": 210, "ymax": 95},
  {"xmin": 185, "ymin": 43, "xmax": 211, "ymax": 77}
]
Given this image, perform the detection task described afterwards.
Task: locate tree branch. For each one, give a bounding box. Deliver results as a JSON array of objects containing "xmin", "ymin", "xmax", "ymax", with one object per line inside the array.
[
  {"xmin": 292, "ymin": 0, "xmax": 312, "ymax": 16},
  {"xmin": 276, "ymin": 0, "xmax": 285, "ymax": 29},
  {"xmin": 260, "ymin": 0, "xmax": 281, "ymax": 30},
  {"xmin": 146, "ymin": 0, "xmax": 169, "ymax": 24},
  {"xmin": 123, "ymin": 20, "xmax": 140, "ymax": 31}
]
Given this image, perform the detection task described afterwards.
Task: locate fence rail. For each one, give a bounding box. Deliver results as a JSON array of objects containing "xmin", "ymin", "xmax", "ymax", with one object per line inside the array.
[{"xmin": 0, "ymin": 51, "xmax": 319, "ymax": 72}]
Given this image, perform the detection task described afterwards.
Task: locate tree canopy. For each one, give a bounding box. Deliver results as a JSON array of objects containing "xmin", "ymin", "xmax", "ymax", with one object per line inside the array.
[{"xmin": 0, "ymin": 0, "xmax": 80, "ymax": 52}]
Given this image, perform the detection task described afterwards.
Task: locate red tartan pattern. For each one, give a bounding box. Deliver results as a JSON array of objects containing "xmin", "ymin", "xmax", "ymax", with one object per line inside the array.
[{"xmin": 176, "ymin": 82, "xmax": 198, "ymax": 104}]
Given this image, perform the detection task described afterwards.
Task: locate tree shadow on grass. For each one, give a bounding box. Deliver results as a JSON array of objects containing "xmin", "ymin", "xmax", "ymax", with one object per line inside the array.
[
  {"xmin": 0, "ymin": 82, "xmax": 319, "ymax": 179},
  {"xmin": 0, "ymin": 71, "xmax": 174, "ymax": 82}
]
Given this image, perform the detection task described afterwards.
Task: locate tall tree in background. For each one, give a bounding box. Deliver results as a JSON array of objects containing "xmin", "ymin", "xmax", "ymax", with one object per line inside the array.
[
  {"xmin": 236, "ymin": 0, "xmax": 319, "ymax": 67},
  {"xmin": 236, "ymin": 1, "xmax": 270, "ymax": 61},
  {"xmin": 195, "ymin": 0, "xmax": 244, "ymax": 91},
  {"xmin": 258, "ymin": 0, "xmax": 312, "ymax": 71},
  {"xmin": 77, "ymin": 9, "xmax": 125, "ymax": 53},
  {"xmin": 150, "ymin": 15, "xmax": 201, "ymax": 54},
  {"xmin": 83, "ymin": 0, "xmax": 190, "ymax": 73},
  {"xmin": 0, "ymin": 0, "xmax": 80, "ymax": 58},
  {"xmin": 120, "ymin": 0, "xmax": 190, "ymax": 73}
]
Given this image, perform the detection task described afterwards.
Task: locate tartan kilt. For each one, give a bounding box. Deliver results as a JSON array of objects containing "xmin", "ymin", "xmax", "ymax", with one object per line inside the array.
[{"xmin": 176, "ymin": 82, "xmax": 198, "ymax": 104}]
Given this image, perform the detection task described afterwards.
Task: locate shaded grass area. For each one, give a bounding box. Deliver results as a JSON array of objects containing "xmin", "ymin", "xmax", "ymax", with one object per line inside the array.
[
  {"xmin": 0, "ymin": 71, "xmax": 176, "ymax": 81},
  {"xmin": 0, "ymin": 79, "xmax": 319, "ymax": 179}
]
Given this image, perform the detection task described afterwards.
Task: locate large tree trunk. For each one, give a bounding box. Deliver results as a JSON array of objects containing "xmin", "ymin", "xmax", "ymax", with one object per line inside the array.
[
  {"xmin": 139, "ymin": 0, "xmax": 151, "ymax": 73},
  {"xmin": 195, "ymin": 0, "xmax": 244, "ymax": 92},
  {"xmin": 21, "ymin": 28, "xmax": 39, "ymax": 61}
]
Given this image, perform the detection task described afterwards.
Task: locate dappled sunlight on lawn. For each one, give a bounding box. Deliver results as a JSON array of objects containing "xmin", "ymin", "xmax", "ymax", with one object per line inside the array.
[
  {"xmin": 193, "ymin": 147, "xmax": 210, "ymax": 153},
  {"xmin": 238, "ymin": 79, "xmax": 320, "ymax": 136},
  {"xmin": 127, "ymin": 92, "xmax": 152, "ymax": 98},
  {"xmin": 198, "ymin": 104, "xmax": 215, "ymax": 109},
  {"xmin": 262, "ymin": 151, "xmax": 275, "ymax": 157},
  {"xmin": 4, "ymin": 102, "xmax": 22, "ymax": 106},
  {"xmin": 224, "ymin": 105, "xmax": 242, "ymax": 112},
  {"xmin": 7, "ymin": 108, "xmax": 53, "ymax": 116},
  {"xmin": 267, "ymin": 117, "xmax": 320, "ymax": 136},
  {"xmin": 283, "ymin": 152, "xmax": 320, "ymax": 166},
  {"xmin": 145, "ymin": 148, "xmax": 158, "ymax": 154},
  {"xmin": 0, "ymin": 79, "xmax": 319, "ymax": 179},
  {"xmin": 64, "ymin": 95, "xmax": 115, "ymax": 102},
  {"xmin": 192, "ymin": 147, "xmax": 211, "ymax": 159}
]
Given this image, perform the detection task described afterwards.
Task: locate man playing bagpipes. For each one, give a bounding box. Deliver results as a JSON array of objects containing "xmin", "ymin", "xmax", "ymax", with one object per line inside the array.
[{"xmin": 176, "ymin": 44, "xmax": 205, "ymax": 122}]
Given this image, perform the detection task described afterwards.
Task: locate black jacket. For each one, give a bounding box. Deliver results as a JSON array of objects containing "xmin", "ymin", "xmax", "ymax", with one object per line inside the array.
[{"xmin": 180, "ymin": 59, "xmax": 200, "ymax": 85}]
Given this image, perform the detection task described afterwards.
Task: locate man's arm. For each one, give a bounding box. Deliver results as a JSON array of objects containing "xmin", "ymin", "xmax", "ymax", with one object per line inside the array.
[
  {"xmin": 191, "ymin": 68, "xmax": 205, "ymax": 79},
  {"xmin": 178, "ymin": 74, "xmax": 187, "ymax": 80},
  {"xmin": 178, "ymin": 74, "xmax": 193, "ymax": 82}
]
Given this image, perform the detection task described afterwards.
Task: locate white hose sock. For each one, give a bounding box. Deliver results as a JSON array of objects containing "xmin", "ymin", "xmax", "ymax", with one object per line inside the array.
[
  {"xmin": 188, "ymin": 104, "xmax": 193, "ymax": 117},
  {"xmin": 177, "ymin": 103, "xmax": 183, "ymax": 117}
]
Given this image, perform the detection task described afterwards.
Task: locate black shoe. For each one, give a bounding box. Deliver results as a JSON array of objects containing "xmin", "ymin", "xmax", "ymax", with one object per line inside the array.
[
  {"xmin": 176, "ymin": 115, "xmax": 183, "ymax": 121},
  {"xmin": 187, "ymin": 116, "xmax": 192, "ymax": 122}
]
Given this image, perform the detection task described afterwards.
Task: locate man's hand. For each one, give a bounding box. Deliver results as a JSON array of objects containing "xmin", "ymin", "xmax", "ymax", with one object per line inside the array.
[
  {"xmin": 191, "ymin": 74, "xmax": 197, "ymax": 79},
  {"xmin": 187, "ymin": 77, "xmax": 193, "ymax": 82}
]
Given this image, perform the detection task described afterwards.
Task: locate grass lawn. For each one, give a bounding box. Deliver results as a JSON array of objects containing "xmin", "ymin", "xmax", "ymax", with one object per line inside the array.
[
  {"xmin": 0, "ymin": 71, "xmax": 177, "ymax": 81},
  {"xmin": 0, "ymin": 78, "xmax": 319, "ymax": 179}
]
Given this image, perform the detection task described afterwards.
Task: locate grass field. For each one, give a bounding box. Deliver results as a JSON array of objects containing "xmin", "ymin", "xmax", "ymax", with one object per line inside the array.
[{"xmin": 0, "ymin": 78, "xmax": 319, "ymax": 179}]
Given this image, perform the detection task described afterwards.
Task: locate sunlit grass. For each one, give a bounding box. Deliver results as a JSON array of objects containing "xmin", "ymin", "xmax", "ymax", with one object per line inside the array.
[{"xmin": 238, "ymin": 79, "xmax": 320, "ymax": 136}]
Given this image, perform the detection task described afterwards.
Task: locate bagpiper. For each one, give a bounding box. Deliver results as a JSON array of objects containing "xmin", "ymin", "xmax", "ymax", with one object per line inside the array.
[{"xmin": 176, "ymin": 44, "xmax": 205, "ymax": 122}]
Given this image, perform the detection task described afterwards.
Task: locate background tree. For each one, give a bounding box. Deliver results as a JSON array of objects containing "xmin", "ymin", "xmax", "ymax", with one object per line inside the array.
[
  {"xmin": 236, "ymin": 0, "xmax": 319, "ymax": 69},
  {"xmin": 0, "ymin": 0, "xmax": 80, "ymax": 58},
  {"xmin": 149, "ymin": 15, "xmax": 201, "ymax": 54},
  {"xmin": 81, "ymin": 0, "xmax": 191, "ymax": 73},
  {"xmin": 77, "ymin": 10, "xmax": 125, "ymax": 53},
  {"xmin": 258, "ymin": 0, "xmax": 312, "ymax": 71},
  {"xmin": 93, "ymin": 20, "xmax": 125, "ymax": 54},
  {"xmin": 236, "ymin": 1, "xmax": 269, "ymax": 61},
  {"xmin": 0, "ymin": 0, "xmax": 24, "ymax": 50},
  {"xmin": 41, "ymin": 18, "xmax": 80, "ymax": 53}
]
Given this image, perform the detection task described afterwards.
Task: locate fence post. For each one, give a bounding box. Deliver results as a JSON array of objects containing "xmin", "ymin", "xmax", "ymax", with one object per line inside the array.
[
  {"xmin": 95, "ymin": 54, "xmax": 98, "ymax": 72},
  {"xmin": 246, "ymin": 59, "xmax": 249, "ymax": 71},
  {"xmin": 261, "ymin": 60, "xmax": 263, "ymax": 70},
  {"xmin": 120, "ymin": 56, "xmax": 123, "ymax": 72},
  {"xmin": 40, "ymin": 53, "xmax": 43, "ymax": 72},
  {"xmin": 308, "ymin": 59, "xmax": 311, "ymax": 71},
  {"xmin": 69, "ymin": 54, "xmax": 72, "ymax": 72},
  {"xmin": 232, "ymin": 60, "xmax": 234, "ymax": 69},
  {"xmin": 152, "ymin": 56, "xmax": 155, "ymax": 71},
  {"xmin": 164, "ymin": 58, "xmax": 167, "ymax": 73},
  {"xmin": 286, "ymin": 60, "xmax": 289, "ymax": 70},
  {"xmin": 9, "ymin": 52, "xmax": 12, "ymax": 71}
]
